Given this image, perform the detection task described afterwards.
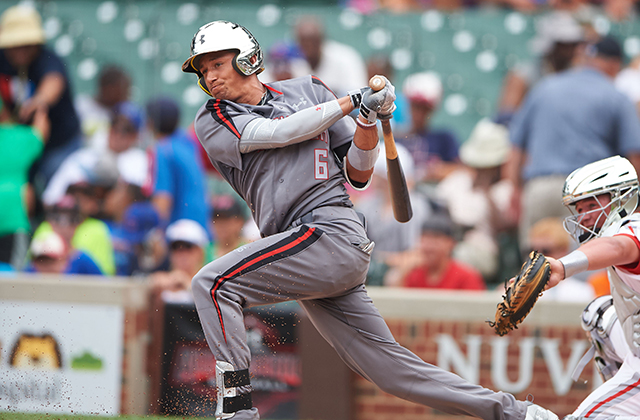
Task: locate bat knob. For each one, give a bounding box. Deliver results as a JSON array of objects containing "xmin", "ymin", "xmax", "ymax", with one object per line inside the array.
[{"xmin": 369, "ymin": 75, "xmax": 385, "ymax": 92}]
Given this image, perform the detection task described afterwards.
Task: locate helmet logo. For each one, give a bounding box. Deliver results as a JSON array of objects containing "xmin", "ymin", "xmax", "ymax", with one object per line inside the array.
[{"xmin": 199, "ymin": 34, "xmax": 205, "ymax": 45}]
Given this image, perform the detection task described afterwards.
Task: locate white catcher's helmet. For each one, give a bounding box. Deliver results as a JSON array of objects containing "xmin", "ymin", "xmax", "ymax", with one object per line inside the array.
[
  {"xmin": 562, "ymin": 155, "xmax": 638, "ymax": 244},
  {"xmin": 182, "ymin": 20, "xmax": 264, "ymax": 96}
]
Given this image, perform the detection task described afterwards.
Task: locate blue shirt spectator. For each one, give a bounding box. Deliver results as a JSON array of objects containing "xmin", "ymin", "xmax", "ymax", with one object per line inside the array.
[
  {"xmin": 147, "ymin": 97, "xmax": 209, "ymax": 232},
  {"xmin": 511, "ymin": 67, "xmax": 640, "ymax": 181}
]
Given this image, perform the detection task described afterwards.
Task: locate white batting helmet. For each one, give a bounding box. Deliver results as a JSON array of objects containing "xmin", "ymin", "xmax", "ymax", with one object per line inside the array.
[
  {"xmin": 562, "ymin": 155, "xmax": 638, "ymax": 243},
  {"xmin": 182, "ymin": 21, "xmax": 264, "ymax": 95}
]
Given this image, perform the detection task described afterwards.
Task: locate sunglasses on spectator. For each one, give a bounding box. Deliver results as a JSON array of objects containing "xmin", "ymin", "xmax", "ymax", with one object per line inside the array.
[
  {"xmin": 47, "ymin": 211, "xmax": 83, "ymax": 226},
  {"xmin": 34, "ymin": 255, "xmax": 61, "ymax": 264},
  {"xmin": 170, "ymin": 241, "xmax": 197, "ymax": 251}
]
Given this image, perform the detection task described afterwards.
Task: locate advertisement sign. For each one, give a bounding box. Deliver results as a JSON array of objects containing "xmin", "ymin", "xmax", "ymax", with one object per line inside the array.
[
  {"xmin": 0, "ymin": 300, "xmax": 124, "ymax": 415},
  {"xmin": 157, "ymin": 301, "xmax": 300, "ymax": 418}
]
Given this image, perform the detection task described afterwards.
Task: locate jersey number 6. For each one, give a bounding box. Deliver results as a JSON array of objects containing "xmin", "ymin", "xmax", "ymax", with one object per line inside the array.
[{"xmin": 315, "ymin": 149, "xmax": 329, "ymax": 180}]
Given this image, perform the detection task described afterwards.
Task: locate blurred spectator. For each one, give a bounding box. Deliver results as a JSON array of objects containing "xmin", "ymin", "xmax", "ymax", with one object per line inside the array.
[
  {"xmin": 75, "ymin": 64, "xmax": 132, "ymax": 149},
  {"xmin": 260, "ymin": 42, "xmax": 299, "ymax": 83},
  {"xmin": 33, "ymin": 194, "xmax": 115, "ymax": 275},
  {"xmin": 397, "ymin": 72, "xmax": 461, "ymax": 184},
  {"xmin": 615, "ymin": 54, "xmax": 640, "ymax": 116},
  {"xmin": 151, "ymin": 219, "xmax": 209, "ymax": 296},
  {"xmin": 0, "ymin": 94, "xmax": 48, "ymax": 269},
  {"xmin": 356, "ymin": 143, "xmax": 433, "ymax": 286},
  {"xmin": 146, "ymin": 96, "xmax": 209, "ymax": 232},
  {"xmin": 109, "ymin": 202, "xmax": 162, "ymax": 276},
  {"xmin": 531, "ymin": 217, "xmax": 595, "ymax": 302},
  {"xmin": 385, "ymin": 213, "xmax": 486, "ymax": 290},
  {"xmin": 497, "ymin": 11, "xmax": 584, "ymax": 123},
  {"xmin": 0, "ymin": 5, "xmax": 82, "ymax": 194},
  {"xmin": 43, "ymin": 101, "xmax": 146, "ymax": 208},
  {"xmin": 436, "ymin": 118, "xmax": 517, "ymax": 284},
  {"xmin": 25, "ymin": 230, "xmax": 102, "ymax": 276},
  {"xmin": 208, "ymin": 195, "xmax": 250, "ymax": 260},
  {"xmin": 289, "ymin": 15, "xmax": 367, "ymax": 97},
  {"xmin": 506, "ymin": 35, "xmax": 640, "ymax": 252}
]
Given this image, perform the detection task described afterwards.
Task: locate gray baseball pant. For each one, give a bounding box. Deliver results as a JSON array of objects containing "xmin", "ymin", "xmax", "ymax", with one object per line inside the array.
[{"xmin": 191, "ymin": 206, "xmax": 527, "ymax": 420}]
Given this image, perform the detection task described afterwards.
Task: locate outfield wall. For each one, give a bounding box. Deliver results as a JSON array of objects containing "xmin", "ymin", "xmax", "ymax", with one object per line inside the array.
[{"xmin": 0, "ymin": 276, "xmax": 595, "ymax": 418}]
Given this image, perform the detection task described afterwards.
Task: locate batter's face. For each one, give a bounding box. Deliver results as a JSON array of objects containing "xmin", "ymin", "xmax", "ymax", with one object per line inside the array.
[{"xmin": 198, "ymin": 50, "xmax": 248, "ymax": 102}]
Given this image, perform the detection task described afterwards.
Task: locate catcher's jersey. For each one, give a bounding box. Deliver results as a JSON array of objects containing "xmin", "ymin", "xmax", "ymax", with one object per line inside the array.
[
  {"xmin": 608, "ymin": 214, "xmax": 640, "ymax": 295},
  {"xmin": 194, "ymin": 76, "xmax": 356, "ymax": 237}
]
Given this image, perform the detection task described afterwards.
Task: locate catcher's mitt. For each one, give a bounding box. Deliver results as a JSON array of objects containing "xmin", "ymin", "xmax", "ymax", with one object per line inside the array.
[{"xmin": 487, "ymin": 250, "xmax": 551, "ymax": 336}]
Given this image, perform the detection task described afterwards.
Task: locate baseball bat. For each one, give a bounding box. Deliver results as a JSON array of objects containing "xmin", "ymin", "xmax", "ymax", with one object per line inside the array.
[{"xmin": 369, "ymin": 75, "xmax": 413, "ymax": 223}]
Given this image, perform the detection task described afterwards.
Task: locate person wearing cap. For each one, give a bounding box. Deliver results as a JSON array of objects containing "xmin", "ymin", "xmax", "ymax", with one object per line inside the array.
[
  {"xmin": 42, "ymin": 101, "xmax": 147, "ymax": 209},
  {"xmin": 0, "ymin": 5, "xmax": 82, "ymax": 193},
  {"xmin": 397, "ymin": 71, "xmax": 461, "ymax": 184},
  {"xmin": 497, "ymin": 11, "xmax": 585, "ymax": 122},
  {"xmin": 436, "ymin": 118, "xmax": 517, "ymax": 284},
  {"xmin": 24, "ymin": 230, "xmax": 103, "ymax": 276},
  {"xmin": 33, "ymin": 194, "xmax": 115, "ymax": 276},
  {"xmin": 151, "ymin": 219, "xmax": 210, "ymax": 294},
  {"xmin": 146, "ymin": 96, "xmax": 209, "ymax": 233},
  {"xmin": 385, "ymin": 212, "xmax": 486, "ymax": 290},
  {"xmin": 0, "ymin": 90, "xmax": 48, "ymax": 269},
  {"xmin": 507, "ymin": 34, "xmax": 640, "ymax": 253},
  {"xmin": 207, "ymin": 194, "xmax": 250, "ymax": 260},
  {"xmin": 354, "ymin": 143, "xmax": 434, "ymax": 286}
]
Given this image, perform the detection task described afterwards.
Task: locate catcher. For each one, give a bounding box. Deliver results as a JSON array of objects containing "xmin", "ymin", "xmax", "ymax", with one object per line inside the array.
[{"xmin": 542, "ymin": 156, "xmax": 640, "ymax": 419}]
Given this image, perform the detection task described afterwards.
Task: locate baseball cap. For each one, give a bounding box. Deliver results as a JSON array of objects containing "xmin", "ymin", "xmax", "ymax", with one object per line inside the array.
[
  {"xmin": 113, "ymin": 101, "xmax": 144, "ymax": 132},
  {"xmin": 146, "ymin": 96, "xmax": 180, "ymax": 135},
  {"xmin": 165, "ymin": 219, "xmax": 209, "ymax": 248},
  {"xmin": 459, "ymin": 118, "xmax": 510, "ymax": 169},
  {"xmin": 588, "ymin": 36, "xmax": 623, "ymax": 60},
  {"xmin": 402, "ymin": 72, "xmax": 443, "ymax": 108},
  {"xmin": 0, "ymin": 6, "xmax": 45, "ymax": 48},
  {"xmin": 121, "ymin": 203, "xmax": 160, "ymax": 244},
  {"xmin": 30, "ymin": 231, "xmax": 67, "ymax": 259},
  {"xmin": 530, "ymin": 11, "xmax": 584, "ymax": 56},
  {"xmin": 421, "ymin": 213, "xmax": 455, "ymax": 238},
  {"xmin": 211, "ymin": 195, "xmax": 247, "ymax": 220}
]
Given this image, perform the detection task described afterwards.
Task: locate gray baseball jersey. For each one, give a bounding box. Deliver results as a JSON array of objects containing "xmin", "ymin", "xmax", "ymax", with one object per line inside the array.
[
  {"xmin": 191, "ymin": 75, "xmax": 528, "ymax": 420},
  {"xmin": 194, "ymin": 75, "xmax": 354, "ymax": 237}
]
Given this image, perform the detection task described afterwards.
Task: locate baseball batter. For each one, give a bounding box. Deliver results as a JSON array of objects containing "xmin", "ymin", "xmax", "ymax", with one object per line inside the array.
[
  {"xmin": 545, "ymin": 156, "xmax": 640, "ymax": 419},
  {"xmin": 182, "ymin": 20, "xmax": 557, "ymax": 420}
]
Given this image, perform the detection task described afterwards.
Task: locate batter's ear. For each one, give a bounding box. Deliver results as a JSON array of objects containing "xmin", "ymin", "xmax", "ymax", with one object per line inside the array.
[{"xmin": 198, "ymin": 76, "xmax": 213, "ymax": 97}]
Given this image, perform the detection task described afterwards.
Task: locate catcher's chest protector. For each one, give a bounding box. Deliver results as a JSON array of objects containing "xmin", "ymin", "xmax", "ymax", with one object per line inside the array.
[{"xmin": 608, "ymin": 267, "xmax": 640, "ymax": 358}]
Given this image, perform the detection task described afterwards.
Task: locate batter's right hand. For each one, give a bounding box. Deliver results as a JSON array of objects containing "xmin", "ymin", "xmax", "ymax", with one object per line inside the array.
[{"xmin": 360, "ymin": 77, "xmax": 396, "ymax": 122}]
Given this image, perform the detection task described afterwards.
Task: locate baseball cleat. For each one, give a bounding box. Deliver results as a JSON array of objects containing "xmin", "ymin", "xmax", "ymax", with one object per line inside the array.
[{"xmin": 525, "ymin": 403, "xmax": 559, "ymax": 420}]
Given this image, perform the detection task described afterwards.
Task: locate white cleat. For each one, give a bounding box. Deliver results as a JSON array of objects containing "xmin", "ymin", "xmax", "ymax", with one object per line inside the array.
[{"xmin": 525, "ymin": 403, "xmax": 559, "ymax": 420}]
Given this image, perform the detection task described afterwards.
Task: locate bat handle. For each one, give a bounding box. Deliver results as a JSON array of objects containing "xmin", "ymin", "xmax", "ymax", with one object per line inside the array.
[
  {"xmin": 381, "ymin": 120, "xmax": 397, "ymax": 160},
  {"xmin": 369, "ymin": 75, "xmax": 386, "ymax": 92}
]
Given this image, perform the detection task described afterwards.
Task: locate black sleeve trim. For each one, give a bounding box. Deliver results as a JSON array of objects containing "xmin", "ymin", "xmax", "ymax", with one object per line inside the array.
[{"xmin": 205, "ymin": 99, "xmax": 242, "ymax": 139}]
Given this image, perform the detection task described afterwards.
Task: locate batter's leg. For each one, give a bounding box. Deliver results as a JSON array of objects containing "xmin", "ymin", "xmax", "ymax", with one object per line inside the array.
[
  {"xmin": 298, "ymin": 284, "xmax": 528, "ymax": 420},
  {"xmin": 191, "ymin": 223, "xmax": 369, "ymax": 419}
]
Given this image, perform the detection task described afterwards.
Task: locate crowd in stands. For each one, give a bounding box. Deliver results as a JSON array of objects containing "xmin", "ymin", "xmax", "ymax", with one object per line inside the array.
[{"xmin": 1, "ymin": 1, "xmax": 638, "ymax": 303}]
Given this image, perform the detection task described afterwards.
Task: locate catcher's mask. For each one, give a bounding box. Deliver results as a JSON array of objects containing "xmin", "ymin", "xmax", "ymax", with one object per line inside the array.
[
  {"xmin": 562, "ymin": 155, "xmax": 638, "ymax": 244},
  {"xmin": 181, "ymin": 20, "xmax": 264, "ymax": 97}
]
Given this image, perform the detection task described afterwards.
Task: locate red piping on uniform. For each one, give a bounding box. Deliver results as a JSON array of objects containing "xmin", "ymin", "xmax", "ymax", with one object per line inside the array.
[
  {"xmin": 211, "ymin": 227, "xmax": 317, "ymax": 343},
  {"xmin": 265, "ymin": 84, "xmax": 282, "ymax": 95},
  {"xmin": 585, "ymin": 377, "xmax": 640, "ymax": 417},
  {"xmin": 213, "ymin": 101, "xmax": 241, "ymax": 138},
  {"xmin": 614, "ymin": 232, "xmax": 640, "ymax": 274}
]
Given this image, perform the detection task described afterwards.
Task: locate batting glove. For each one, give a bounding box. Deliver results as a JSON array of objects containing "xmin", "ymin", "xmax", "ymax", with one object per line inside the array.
[{"xmin": 360, "ymin": 77, "xmax": 396, "ymax": 123}]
